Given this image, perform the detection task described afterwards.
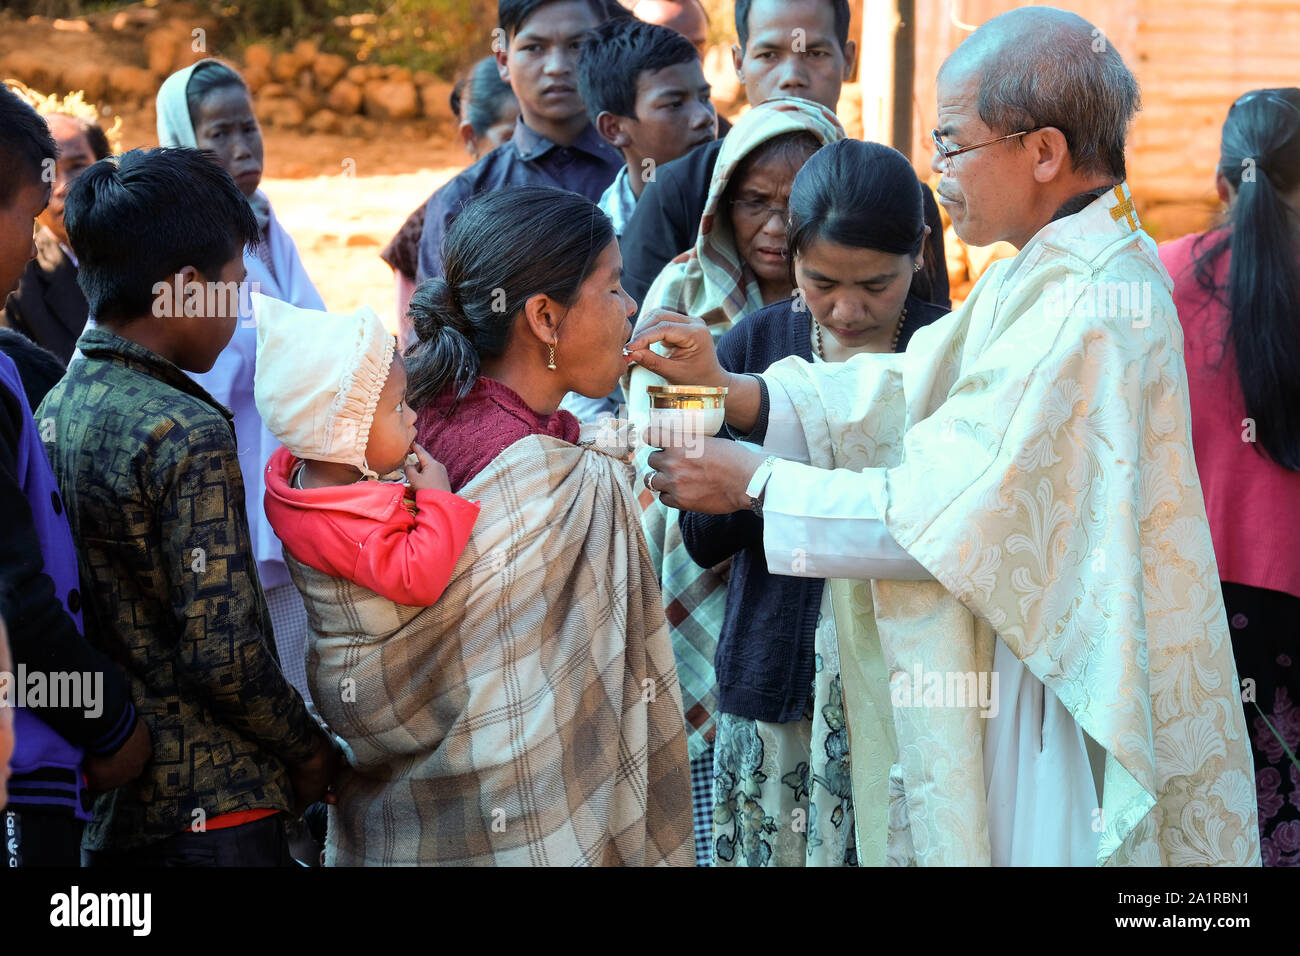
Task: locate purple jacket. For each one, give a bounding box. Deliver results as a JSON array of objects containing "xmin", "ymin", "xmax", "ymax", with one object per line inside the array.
[{"xmin": 0, "ymin": 350, "xmax": 136, "ymax": 819}]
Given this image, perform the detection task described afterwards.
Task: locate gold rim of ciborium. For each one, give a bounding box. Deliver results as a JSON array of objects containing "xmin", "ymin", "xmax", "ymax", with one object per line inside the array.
[{"xmin": 647, "ymin": 384, "xmax": 727, "ymax": 410}]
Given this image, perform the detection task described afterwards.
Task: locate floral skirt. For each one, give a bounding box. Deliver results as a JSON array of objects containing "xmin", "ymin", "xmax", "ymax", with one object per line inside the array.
[
  {"xmin": 711, "ymin": 589, "xmax": 857, "ymax": 866},
  {"xmin": 1223, "ymin": 581, "xmax": 1300, "ymax": 866}
]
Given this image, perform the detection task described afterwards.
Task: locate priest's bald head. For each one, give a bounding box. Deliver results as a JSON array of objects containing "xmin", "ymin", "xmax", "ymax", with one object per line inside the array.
[{"xmin": 931, "ymin": 6, "xmax": 1140, "ymax": 249}]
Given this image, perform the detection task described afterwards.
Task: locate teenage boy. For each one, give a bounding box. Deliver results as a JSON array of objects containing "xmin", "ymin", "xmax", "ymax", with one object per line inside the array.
[
  {"xmin": 0, "ymin": 85, "xmax": 148, "ymax": 866},
  {"xmin": 631, "ymin": 0, "xmax": 733, "ymax": 137},
  {"xmin": 560, "ymin": 16, "xmax": 715, "ymax": 423},
  {"xmin": 619, "ymin": 0, "xmax": 949, "ymax": 310},
  {"xmin": 581, "ymin": 16, "xmax": 716, "ymax": 237},
  {"xmin": 37, "ymin": 147, "xmax": 335, "ymax": 866},
  {"xmin": 416, "ymin": 0, "xmax": 622, "ymax": 281}
]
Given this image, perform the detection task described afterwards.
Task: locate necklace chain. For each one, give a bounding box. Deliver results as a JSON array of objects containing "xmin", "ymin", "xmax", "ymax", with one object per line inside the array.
[{"xmin": 813, "ymin": 305, "xmax": 907, "ymax": 360}]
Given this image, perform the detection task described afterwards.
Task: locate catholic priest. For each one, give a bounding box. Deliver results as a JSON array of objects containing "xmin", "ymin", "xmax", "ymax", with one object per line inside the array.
[{"xmin": 623, "ymin": 5, "xmax": 1260, "ymax": 866}]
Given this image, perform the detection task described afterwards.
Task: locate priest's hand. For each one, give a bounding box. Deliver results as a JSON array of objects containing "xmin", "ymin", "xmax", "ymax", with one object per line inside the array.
[
  {"xmin": 644, "ymin": 437, "xmax": 766, "ymax": 514},
  {"xmin": 624, "ymin": 309, "xmax": 728, "ymax": 388}
]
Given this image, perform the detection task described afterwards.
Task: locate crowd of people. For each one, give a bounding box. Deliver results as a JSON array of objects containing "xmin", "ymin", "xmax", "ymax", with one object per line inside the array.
[{"xmin": 0, "ymin": 0, "xmax": 1296, "ymax": 868}]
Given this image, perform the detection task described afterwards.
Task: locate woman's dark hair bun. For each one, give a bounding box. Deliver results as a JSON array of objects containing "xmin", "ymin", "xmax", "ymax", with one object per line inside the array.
[
  {"xmin": 408, "ymin": 276, "xmax": 469, "ymax": 340},
  {"xmin": 404, "ymin": 275, "xmax": 478, "ymax": 404}
]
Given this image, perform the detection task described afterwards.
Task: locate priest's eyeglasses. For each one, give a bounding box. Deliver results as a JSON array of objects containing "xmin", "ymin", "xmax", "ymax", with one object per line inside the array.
[{"xmin": 931, "ymin": 127, "xmax": 1044, "ymax": 171}]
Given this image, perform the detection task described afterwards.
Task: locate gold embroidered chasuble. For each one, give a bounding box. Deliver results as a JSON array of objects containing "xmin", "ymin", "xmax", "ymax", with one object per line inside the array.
[{"xmin": 761, "ymin": 184, "xmax": 1261, "ymax": 866}]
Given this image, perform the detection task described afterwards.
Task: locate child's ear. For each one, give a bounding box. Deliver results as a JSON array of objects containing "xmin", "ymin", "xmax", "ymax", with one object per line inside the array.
[
  {"xmin": 151, "ymin": 264, "xmax": 200, "ymax": 320},
  {"xmin": 595, "ymin": 112, "xmax": 631, "ymax": 149}
]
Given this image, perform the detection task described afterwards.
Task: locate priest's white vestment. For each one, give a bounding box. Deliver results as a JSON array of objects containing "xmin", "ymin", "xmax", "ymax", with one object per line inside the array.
[{"xmin": 750, "ymin": 184, "xmax": 1261, "ymax": 866}]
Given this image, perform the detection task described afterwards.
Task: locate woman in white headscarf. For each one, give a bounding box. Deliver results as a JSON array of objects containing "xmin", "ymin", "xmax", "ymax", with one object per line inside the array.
[{"xmin": 156, "ymin": 59, "xmax": 325, "ymax": 706}]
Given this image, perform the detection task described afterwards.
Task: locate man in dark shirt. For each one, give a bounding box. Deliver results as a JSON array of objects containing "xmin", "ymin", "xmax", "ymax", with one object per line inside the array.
[
  {"xmin": 416, "ymin": 0, "xmax": 623, "ymax": 281},
  {"xmin": 619, "ymin": 0, "xmax": 950, "ymax": 311}
]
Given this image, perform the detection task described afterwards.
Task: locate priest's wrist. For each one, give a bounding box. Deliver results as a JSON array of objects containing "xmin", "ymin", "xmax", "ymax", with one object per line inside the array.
[{"xmin": 733, "ymin": 446, "xmax": 769, "ymax": 513}]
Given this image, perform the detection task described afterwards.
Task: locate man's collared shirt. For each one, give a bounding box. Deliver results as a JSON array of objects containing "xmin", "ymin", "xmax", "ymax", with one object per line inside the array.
[{"xmin": 416, "ymin": 117, "xmax": 623, "ymax": 281}]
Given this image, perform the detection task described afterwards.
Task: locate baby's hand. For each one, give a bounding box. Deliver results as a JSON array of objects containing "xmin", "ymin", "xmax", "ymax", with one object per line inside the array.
[{"xmin": 405, "ymin": 442, "xmax": 451, "ymax": 493}]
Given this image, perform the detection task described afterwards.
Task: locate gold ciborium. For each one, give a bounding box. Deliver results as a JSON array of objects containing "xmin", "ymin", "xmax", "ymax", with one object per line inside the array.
[{"xmin": 645, "ymin": 384, "xmax": 727, "ymax": 447}]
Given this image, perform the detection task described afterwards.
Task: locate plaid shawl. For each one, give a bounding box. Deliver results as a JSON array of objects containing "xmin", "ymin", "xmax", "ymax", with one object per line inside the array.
[
  {"xmin": 294, "ymin": 432, "xmax": 693, "ymax": 866},
  {"xmin": 627, "ymin": 98, "xmax": 844, "ymax": 758}
]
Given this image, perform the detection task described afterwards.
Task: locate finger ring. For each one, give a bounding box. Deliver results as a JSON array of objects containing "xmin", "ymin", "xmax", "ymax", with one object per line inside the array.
[{"xmin": 643, "ymin": 469, "xmax": 658, "ymax": 492}]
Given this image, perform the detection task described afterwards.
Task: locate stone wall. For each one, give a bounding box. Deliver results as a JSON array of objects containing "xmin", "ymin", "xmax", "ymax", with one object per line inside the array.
[{"xmin": 0, "ymin": 2, "xmax": 457, "ymax": 139}]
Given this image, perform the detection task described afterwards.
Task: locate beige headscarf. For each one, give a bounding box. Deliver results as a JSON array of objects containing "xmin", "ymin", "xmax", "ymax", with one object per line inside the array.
[{"xmin": 638, "ymin": 97, "xmax": 844, "ymax": 331}]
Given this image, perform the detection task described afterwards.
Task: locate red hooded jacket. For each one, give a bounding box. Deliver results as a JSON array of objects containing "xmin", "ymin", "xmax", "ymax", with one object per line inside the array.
[{"xmin": 263, "ymin": 446, "xmax": 480, "ymax": 607}]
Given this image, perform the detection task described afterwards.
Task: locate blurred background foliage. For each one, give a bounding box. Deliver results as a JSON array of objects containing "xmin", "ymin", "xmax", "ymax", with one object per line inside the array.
[
  {"xmin": 6, "ymin": 0, "xmax": 497, "ymax": 78},
  {"xmin": 4, "ymin": 0, "xmax": 736, "ymax": 79}
]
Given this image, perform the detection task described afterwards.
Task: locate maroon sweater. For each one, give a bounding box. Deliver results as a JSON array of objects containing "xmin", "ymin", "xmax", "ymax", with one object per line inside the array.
[{"xmin": 416, "ymin": 375, "xmax": 581, "ymax": 492}]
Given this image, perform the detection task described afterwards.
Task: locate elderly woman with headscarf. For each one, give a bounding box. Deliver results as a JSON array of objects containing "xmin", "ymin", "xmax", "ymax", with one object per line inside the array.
[
  {"xmin": 624, "ymin": 95, "xmax": 843, "ymax": 866},
  {"xmin": 155, "ymin": 59, "xmax": 325, "ymax": 705},
  {"xmin": 1, "ymin": 84, "xmax": 117, "ymax": 365}
]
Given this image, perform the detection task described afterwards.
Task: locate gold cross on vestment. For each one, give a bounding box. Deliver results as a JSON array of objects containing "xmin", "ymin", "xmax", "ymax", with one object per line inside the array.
[{"xmin": 1109, "ymin": 185, "xmax": 1140, "ymax": 231}]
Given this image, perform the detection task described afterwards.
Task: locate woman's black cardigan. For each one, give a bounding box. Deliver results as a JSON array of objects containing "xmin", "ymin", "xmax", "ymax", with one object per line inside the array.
[{"xmin": 678, "ymin": 293, "xmax": 946, "ymax": 723}]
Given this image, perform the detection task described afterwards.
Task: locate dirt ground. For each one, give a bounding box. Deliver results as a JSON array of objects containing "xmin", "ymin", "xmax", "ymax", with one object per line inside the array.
[{"xmin": 258, "ymin": 129, "xmax": 472, "ymax": 335}]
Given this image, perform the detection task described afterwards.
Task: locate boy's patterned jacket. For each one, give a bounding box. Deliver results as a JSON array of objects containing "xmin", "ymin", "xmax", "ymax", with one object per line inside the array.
[{"xmin": 38, "ymin": 326, "xmax": 319, "ymax": 850}]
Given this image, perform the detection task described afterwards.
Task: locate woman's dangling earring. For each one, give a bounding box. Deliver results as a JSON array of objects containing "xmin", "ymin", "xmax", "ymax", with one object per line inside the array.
[
  {"xmin": 547, "ymin": 341, "xmax": 557, "ymax": 371},
  {"xmin": 914, "ymin": 261, "xmax": 922, "ymax": 272}
]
